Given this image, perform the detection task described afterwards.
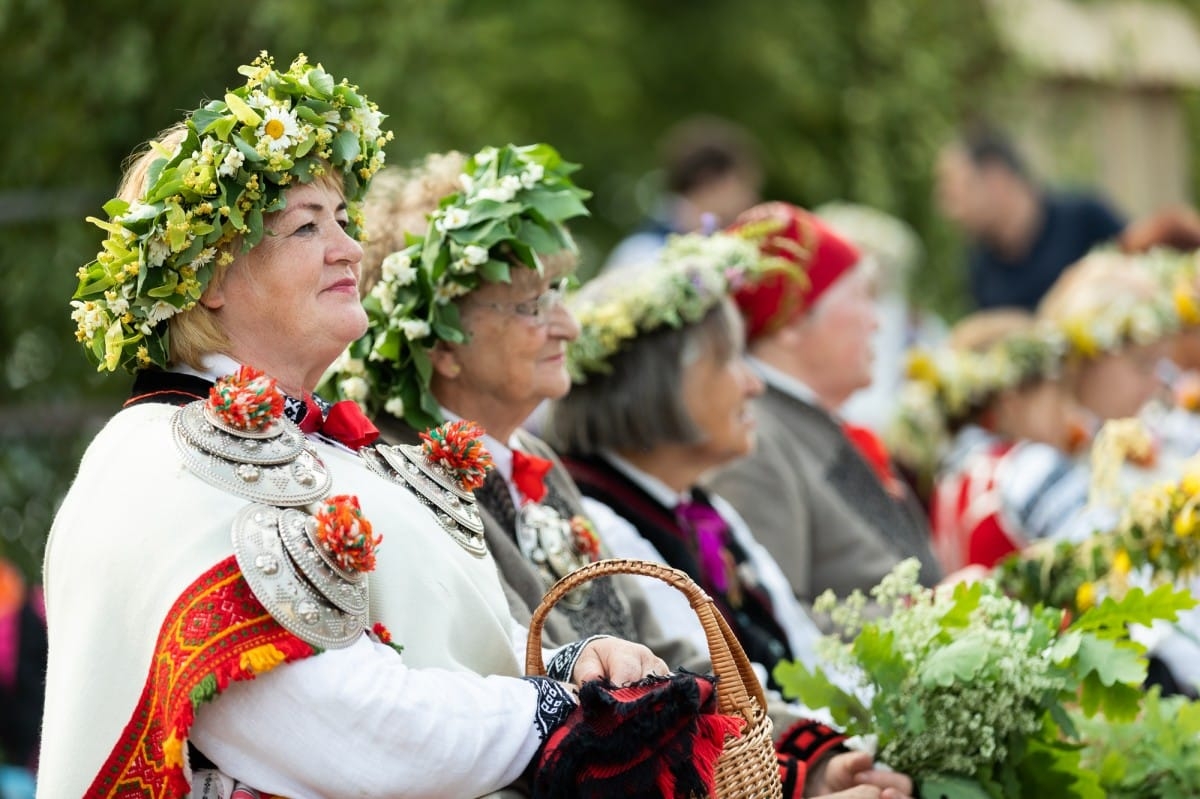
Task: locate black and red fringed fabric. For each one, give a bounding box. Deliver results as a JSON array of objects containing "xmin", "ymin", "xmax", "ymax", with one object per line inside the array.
[{"xmin": 532, "ymin": 672, "xmax": 745, "ymax": 799}]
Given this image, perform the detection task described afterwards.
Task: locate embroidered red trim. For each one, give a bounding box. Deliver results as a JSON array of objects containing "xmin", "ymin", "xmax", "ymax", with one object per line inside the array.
[{"xmin": 86, "ymin": 556, "xmax": 317, "ymax": 798}]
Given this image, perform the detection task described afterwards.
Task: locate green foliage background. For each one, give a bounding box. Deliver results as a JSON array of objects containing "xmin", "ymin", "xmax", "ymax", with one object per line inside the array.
[{"xmin": 0, "ymin": 0, "xmax": 1193, "ymax": 580}]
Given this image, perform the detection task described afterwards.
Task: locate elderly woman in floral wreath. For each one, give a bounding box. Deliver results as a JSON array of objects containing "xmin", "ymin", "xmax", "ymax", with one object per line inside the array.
[
  {"xmin": 327, "ymin": 145, "xmax": 704, "ymax": 669},
  {"xmin": 42, "ymin": 55, "xmax": 667, "ymax": 798}
]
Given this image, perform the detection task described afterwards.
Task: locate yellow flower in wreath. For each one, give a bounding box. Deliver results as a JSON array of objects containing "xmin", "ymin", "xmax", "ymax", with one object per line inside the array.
[{"xmin": 1076, "ymin": 581, "xmax": 1097, "ymax": 611}]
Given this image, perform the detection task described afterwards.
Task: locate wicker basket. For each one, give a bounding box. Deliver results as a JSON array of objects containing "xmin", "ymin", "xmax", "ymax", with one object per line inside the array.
[{"xmin": 526, "ymin": 558, "xmax": 783, "ymax": 799}]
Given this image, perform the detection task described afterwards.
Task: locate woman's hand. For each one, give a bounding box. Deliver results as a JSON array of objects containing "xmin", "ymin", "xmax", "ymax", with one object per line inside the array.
[
  {"xmin": 571, "ymin": 637, "xmax": 669, "ymax": 686},
  {"xmin": 806, "ymin": 751, "xmax": 914, "ymax": 799}
]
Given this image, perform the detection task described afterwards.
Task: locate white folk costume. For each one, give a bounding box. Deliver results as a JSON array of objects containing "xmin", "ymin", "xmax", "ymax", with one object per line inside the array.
[
  {"xmin": 39, "ymin": 362, "xmax": 576, "ymax": 798},
  {"xmin": 930, "ymin": 425, "xmax": 1090, "ymax": 572}
]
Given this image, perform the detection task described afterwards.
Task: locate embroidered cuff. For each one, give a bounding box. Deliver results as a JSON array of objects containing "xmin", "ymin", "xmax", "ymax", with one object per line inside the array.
[
  {"xmin": 545, "ymin": 634, "xmax": 609, "ymax": 682},
  {"xmin": 520, "ymin": 676, "xmax": 578, "ymax": 741}
]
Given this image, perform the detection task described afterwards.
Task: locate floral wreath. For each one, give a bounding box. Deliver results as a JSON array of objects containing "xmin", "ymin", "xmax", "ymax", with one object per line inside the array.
[
  {"xmin": 887, "ymin": 325, "xmax": 1066, "ymax": 477},
  {"xmin": 71, "ymin": 52, "xmax": 391, "ymax": 373},
  {"xmin": 323, "ymin": 143, "xmax": 590, "ymax": 431},
  {"xmin": 998, "ymin": 458, "xmax": 1200, "ymax": 616},
  {"xmin": 566, "ymin": 232, "xmax": 771, "ymax": 382}
]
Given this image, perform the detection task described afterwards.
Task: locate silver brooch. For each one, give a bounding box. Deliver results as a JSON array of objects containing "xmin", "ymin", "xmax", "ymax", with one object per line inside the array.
[
  {"xmin": 173, "ymin": 399, "xmax": 332, "ymax": 506},
  {"xmin": 232, "ymin": 503, "xmax": 366, "ymax": 649},
  {"xmin": 516, "ymin": 503, "xmax": 593, "ymax": 610},
  {"xmin": 360, "ymin": 444, "xmax": 489, "ymax": 558}
]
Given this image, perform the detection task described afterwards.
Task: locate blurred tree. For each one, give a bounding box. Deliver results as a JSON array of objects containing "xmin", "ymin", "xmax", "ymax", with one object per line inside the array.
[{"xmin": 3, "ymin": 0, "xmax": 1182, "ymax": 579}]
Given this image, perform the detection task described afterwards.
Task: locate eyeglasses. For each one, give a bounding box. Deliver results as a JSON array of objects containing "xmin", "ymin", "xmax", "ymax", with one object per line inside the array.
[{"xmin": 470, "ymin": 278, "xmax": 570, "ymax": 325}]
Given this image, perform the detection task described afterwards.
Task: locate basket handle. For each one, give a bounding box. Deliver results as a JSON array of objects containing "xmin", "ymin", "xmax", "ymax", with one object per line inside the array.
[{"xmin": 525, "ymin": 557, "xmax": 768, "ymax": 719}]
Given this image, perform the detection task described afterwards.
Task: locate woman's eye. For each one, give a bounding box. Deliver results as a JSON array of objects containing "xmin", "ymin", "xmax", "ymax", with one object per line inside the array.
[{"xmin": 294, "ymin": 222, "xmax": 318, "ymax": 235}]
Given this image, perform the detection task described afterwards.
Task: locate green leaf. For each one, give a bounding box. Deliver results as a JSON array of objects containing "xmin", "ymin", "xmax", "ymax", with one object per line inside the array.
[
  {"xmin": 1071, "ymin": 584, "xmax": 1197, "ymax": 636},
  {"xmin": 771, "ymin": 660, "xmax": 870, "ymax": 729},
  {"xmin": 852, "ymin": 626, "xmax": 909, "ymax": 692},
  {"xmin": 523, "ymin": 188, "xmax": 590, "ymax": 222},
  {"xmin": 1071, "ymin": 635, "xmax": 1145, "ymax": 687},
  {"xmin": 517, "ymin": 219, "xmax": 565, "ymax": 254},
  {"xmin": 918, "ymin": 774, "xmax": 994, "ymax": 799},
  {"xmin": 919, "ymin": 631, "xmax": 990, "ymax": 687},
  {"xmin": 478, "ymin": 258, "xmax": 511, "ymax": 283},
  {"xmin": 1079, "ymin": 672, "xmax": 1143, "ymax": 720},
  {"xmin": 330, "ymin": 129, "xmax": 360, "ymax": 165}
]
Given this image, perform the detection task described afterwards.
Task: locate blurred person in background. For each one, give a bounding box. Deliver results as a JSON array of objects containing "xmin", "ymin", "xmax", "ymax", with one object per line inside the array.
[
  {"xmin": 814, "ymin": 202, "xmax": 946, "ymax": 436},
  {"xmin": 708, "ymin": 202, "xmax": 944, "ymax": 617},
  {"xmin": 935, "ymin": 123, "xmax": 1126, "ymax": 311},
  {"xmin": 0, "ymin": 557, "xmax": 42, "ymax": 799},
  {"xmin": 602, "ymin": 114, "xmax": 764, "ymax": 273},
  {"xmin": 913, "ymin": 310, "xmax": 1090, "ymax": 573}
]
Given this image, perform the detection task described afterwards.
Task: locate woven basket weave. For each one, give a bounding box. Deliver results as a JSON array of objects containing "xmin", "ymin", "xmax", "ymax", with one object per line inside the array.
[{"xmin": 526, "ymin": 558, "xmax": 782, "ymax": 799}]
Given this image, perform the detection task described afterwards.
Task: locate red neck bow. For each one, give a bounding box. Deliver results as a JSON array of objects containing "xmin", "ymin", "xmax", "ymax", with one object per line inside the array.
[
  {"xmin": 841, "ymin": 421, "xmax": 904, "ymax": 499},
  {"xmin": 511, "ymin": 449, "xmax": 554, "ymax": 504},
  {"xmin": 298, "ymin": 394, "xmax": 380, "ymax": 451}
]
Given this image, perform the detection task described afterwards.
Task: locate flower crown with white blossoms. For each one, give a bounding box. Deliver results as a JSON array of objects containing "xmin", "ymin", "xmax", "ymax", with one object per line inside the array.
[
  {"xmin": 566, "ymin": 232, "xmax": 771, "ymax": 382},
  {"xmin": 887, "ymin": 325, "xmax": 1067, "ymax": 476},
  {"xmin": 324, "ymin": 143, "xmax": 590, "ymax": 431},
  {"xmin": 71, "ymin": 52, "xmax": 391, "ymax": 373}
]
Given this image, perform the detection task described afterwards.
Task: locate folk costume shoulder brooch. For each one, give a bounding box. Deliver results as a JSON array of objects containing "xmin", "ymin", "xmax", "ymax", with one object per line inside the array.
[
  {"xmin": 360, "ymin": 420, "xmax": 493, "ymax": 558},
  {"xmin": 173, "ymin": 366, "xmax": 381, "ymax": 649}
]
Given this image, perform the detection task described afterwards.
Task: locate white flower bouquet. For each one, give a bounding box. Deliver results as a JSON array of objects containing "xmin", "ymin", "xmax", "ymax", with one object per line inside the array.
[{"xmin": 775, "ymin": 559, "xmax": 1196, "ymax": 799}]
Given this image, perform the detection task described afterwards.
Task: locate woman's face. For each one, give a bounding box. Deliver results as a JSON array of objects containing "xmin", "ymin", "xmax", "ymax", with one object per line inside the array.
[
  {"xmin": 204, "ymin": 181, "xmax": 367, "ymax": 381},
  {"xmin": 995, "ymin": 380, "xmax": 1082, "ymax": 450},
  {"xmin": 1076, "ymin": 341, "xmax": 1169, "ymax": 420},
  {"xmin": 794, "ymin": 268, "xmax": 878, "ymax": 407},
  {"xmin": 449, "ymin": 267, "xmax": 580, "ymax": 418},
  {"xmin": 680, "ymin": 337, "xmax": 765, "ymax": 470}
]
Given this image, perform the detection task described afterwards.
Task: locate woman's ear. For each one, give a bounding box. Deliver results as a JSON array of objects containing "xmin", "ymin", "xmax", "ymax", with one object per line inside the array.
[{"xmin": 430, "ymin": 341, "xmax": 462, "ymax": 379}]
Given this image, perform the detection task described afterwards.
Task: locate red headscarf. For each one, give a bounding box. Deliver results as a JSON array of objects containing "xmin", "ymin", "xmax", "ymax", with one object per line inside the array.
[{"xmin": 727, "ymin": 202, "xmax": 862, "ymax": 341}]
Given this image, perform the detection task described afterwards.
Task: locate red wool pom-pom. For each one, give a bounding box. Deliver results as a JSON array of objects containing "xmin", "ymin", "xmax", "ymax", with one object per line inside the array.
[
  {"xmin": 420, "ymin": 419, "xmax": 495, "ymax": 491},
  {"xmin": 207, "ymin": 366, "xmax": 284, "ymax": 431},
  {"xmin": 314, "ymin": 494, "xmax": 381, "ymax": 573},
  {"xmin": 569, "ymin": 515, "xmax": 601, "ymax": 561}
]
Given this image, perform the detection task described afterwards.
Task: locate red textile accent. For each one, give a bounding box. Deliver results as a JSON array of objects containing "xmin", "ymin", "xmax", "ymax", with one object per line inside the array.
[
  {"xmin": 841, "ymin": 422, "xmax": 904, "ymax": 498},
  {"xmin": 775, "ymin": 718, "xmax": 848, "ymax": 798},
  {"xmin": 930, "ymin": 441, "xmax": 1022, "ymax": 572},
  {"xmin": 512, "ymin": 449, "xmax": 553, "ymax": 504},
  {"xmin": 533, "ymin": 673, "xmax": 745, "ymax": 799},
  {"xmin": 86, "ymin": 556, "xmax": 318, "ymax": 798},
  {"xmin": 726, "ymin": 202, "xmax": 862, "ymax": 341},
  {"xmin": 301, "ymin": 396, "xmax": 380, "ymax": 450}
]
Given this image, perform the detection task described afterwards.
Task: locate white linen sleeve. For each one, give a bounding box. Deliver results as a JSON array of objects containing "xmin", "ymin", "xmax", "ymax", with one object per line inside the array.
[
  {"xmin": 579, "ymin": 496, "xmax": 710, "ymax": 658},
  {"xmin": 190, "ymin": 635, "xmax": 551, "ymax": 799}
]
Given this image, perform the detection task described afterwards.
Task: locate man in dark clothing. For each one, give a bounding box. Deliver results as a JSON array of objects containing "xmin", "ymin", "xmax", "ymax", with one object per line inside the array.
[{"xmin": 936, "ymin": 126, "xmax": 1126, "ymax": 310}]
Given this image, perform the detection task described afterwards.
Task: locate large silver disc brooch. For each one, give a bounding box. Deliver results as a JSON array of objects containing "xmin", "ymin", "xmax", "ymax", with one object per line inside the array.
[
  {"xmin": 360, "ymin": 420, "xmax": 494, "ymax": 558},
  {"xmin": 232, "ymin": 503, "xmax": 370, "ymax": 649},
  {"xmin": 517, "ymin": 503, "xmax": 601, "ymax": 611},
  {"xmin": 173, "ymin": 368, "xmax": 379, "ymax": 649},
  {"xmin": 172, "ymin": 377, "xmax": 331, "ymax": 506}
]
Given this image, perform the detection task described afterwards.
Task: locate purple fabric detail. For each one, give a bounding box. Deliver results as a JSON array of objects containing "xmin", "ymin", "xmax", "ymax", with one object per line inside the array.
[{"xmin": 674, "ymin": 501, "xmax": 731, "ymax": 593}]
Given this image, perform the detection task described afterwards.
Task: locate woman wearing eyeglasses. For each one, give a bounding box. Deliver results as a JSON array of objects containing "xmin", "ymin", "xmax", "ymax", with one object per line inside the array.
[{"xmin": 326, "ymin": 146, "xmax": 702, "ymax": 666}]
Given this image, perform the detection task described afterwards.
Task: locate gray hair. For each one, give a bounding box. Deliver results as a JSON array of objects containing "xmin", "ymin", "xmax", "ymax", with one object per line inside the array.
[{"xmin": 546, "ymin": 298, "xmax": 741, "ymax": 455}]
